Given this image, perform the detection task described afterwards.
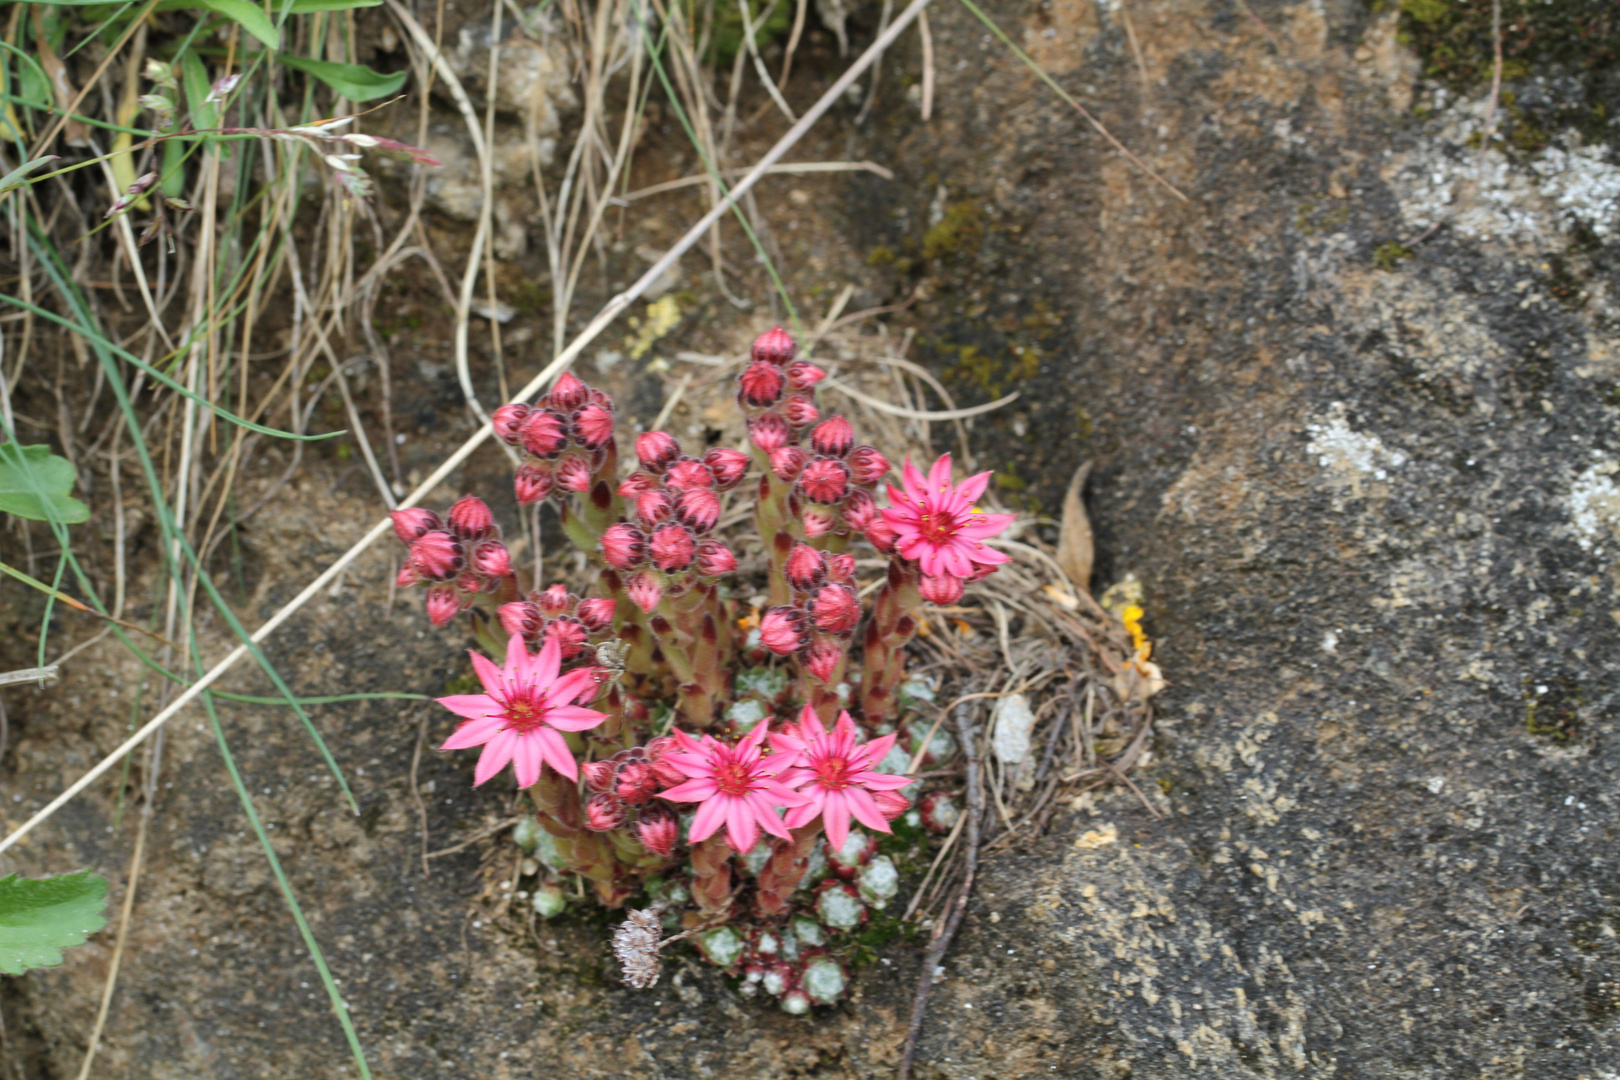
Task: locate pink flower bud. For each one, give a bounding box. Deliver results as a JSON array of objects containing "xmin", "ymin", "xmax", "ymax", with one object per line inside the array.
[
  {"xmin": 785, "ymin": 359, "xmax": 827, "ymax": 391},
  {"xmin": 802, "ymin": 506, "xmax": 837, "ymax": 538},
  {"xmin": 514, "ymin": 461, "xmax": 556, "ymax": 504},
  {"xmin": 395, "ymin": 563, "xmax": 422, "ymax": 588},
  {"xmin": 847, "ymin": 445, "xmax": 891, "ymax": 486},
  {"xmin": 577, "ymin": 597, "xmax": 616, "ymax": 632},
  {"xmin": 556, "ymin": 455, "xmax": 593, "ymax": 493},
  {"xmin": 873, "ymin": 789, "xmax": 911, "ymax": 821},
  {"xmin": 425, "ymin": 584, "xmax": 460, "ymax": 627},
  {"xmin": 646, "ymin": 736, "xmax": 686, "ymax": 788},
  {"xmin": 618, "ymin": 471, "xmax": 658, "ymax": 497},
  {"xmin": 471, "ymin": 539, "xmax": 513, "ymax": 578},
  {"xmin": 520, "ymin": 408, "xmax": 569, "ymax": 458},
  {"xmin": 544, "ymin": 617, "xmax": 589, "ymax": 659},
  {"xmin": 582, "ymin": 760, "xmax": 617, "ymax": 793},
  {"xmin": 636, "ymin": 430, "xmax": 681, "ymax": 472},
  {"xmin": 674, "ymin": 488, "xmax": 721, "ymax": 534},
  {"xmin": 752, "ymin": 325, "xmax": 796, "ymax": 366},
  {"xmin": 585, "ymin": 793, "xmax": 627, "ymax": 831},
  {"xmin": 703, "ymin": 446, "xmax": 750, "ymax": 490},
  {"xmin": 769, "ymin": 446, "xmax": 807, "ymax": 482},
  {"xmin": 826, "ymin": 553, "xmax": 856, "ymax": 584},
  {"xmin": 498, "ymin": 601, "xmax": 541, "ymax": 639},
  {"xmin": 759, "ymin": 606, "xmax": 807, "ymax": 654},
  {"xmin": 804, "ymin": 637, "xmax": 844, "ymax": 682},
  {"xmin": 390, "ymin": 507, "xmax": 443, "ymax": 545},
  {"xmin": 840, "ymin": 488, "xmax": 878, "ymax": 531},
  {"xmin": 626, "ymin": 571, "xmax": 664, "ymax": 613},
  {"xmin": 491, "ymin": 402, "xmax": 531, "ymax": 445},
  {"xmin": 967, "ymin": 562, "xmax": 998, "ymax": 583},
  {"xmin": 919, "ymin": 572, "xmax": 965, "ymax": 605},
  {"xmin": 535, "ymin": 583, "xmax": 573, "ymax": 616},
  {"xmin": 694, "ymin": 539, "xmax": 738, "ymax": 577},
  {"xmin": 782, "ymin": 394, "xmax": 820, "ymax": 429},
  {"xmin": 810, "ymin": 415, "xmax": 854, "ymax": 457},
  {"xmin": 739, "ymin": 360, "xmax": 786, "ymax": 407},
  {"xmin": 785, "ymin": 543, "xmax": 826, "ymax": 591},
  {"xmin": 573, "ymin": 401, "xmax": 615, "ymax": 448},
  {"xmin": 447, "ymin": 496, "xmax": 495, "ymax": 539},
  {"xmin": 748, "ymin": 414, "xmax": 791, "ymax": 452},
  {"xmin": 601, "ymin": 523, "xmax": 648, "ymax": 569},
  {"xmin": 866, "ymin": 519, "xmax": 899, "ymax": 554},
  {"xmin": 649, "ymin": 524, "xmax": 696, "ymax": 572},
  {"xmin": 549, "ymin": 371, "xmax": 589, "ymax": 412},
  {"xmin": 636, "ymin": 804, "xmax": 679, "ymax": 856},
  {"xmin": 811, "ymin": 584, "xmax": 860, "ymax": 634},
  {"xmin": 409, "ymin": 531, "xmax": 464, "ymax": 579},
  {"xmin": 615, "ymin": 761, "xmax": 659, "ymax": 805},
  {"xmin": 634, "ymin": 488, "xmax": 674, "ymax": 527},
  {"xmin": 797, "ymin": 458, "xmax": 849, "ymax": 504},
  {"xmin": 665, "ymin": 458, "xmax": 716, "ymax": 492}
]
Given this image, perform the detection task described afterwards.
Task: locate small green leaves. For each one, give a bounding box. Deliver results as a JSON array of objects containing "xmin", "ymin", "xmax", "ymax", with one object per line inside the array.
[
  {"xmin": 0, "ymin": 157, "xmax": 61, "ymax": 197},
  {"xmin": 0, "ymin": 444, "xmax": 90, "ymax": 524},
  {"xmin": 0, "ymin": 871, "xmax": 109, "ymax": 975},
  {"xmin": 154, "ymin": 0, "xmax": 280, "ymax": 49},
  {"xmin": 276, "ymin": 56, "xmax": 406, "ymax": 102}
]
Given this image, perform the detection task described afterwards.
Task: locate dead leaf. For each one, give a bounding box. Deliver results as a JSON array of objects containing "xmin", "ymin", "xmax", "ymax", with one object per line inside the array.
[{"xmin": 1056, "ymin": 461, "xmax": 1093, "ymax": 593}]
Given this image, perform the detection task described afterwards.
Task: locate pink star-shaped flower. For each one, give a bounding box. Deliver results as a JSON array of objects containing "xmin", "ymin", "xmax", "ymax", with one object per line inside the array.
[
  {"xmin": 772, "ymin": 706, "xmax": 914, "ymax": 850},
  {"xmin": 437, "ymin": 634, "xmax": 606, "ymax": 787},
  {"xmin": 659, "ymin": 723, "xmax": 808, "ymax": 852},
  {"xmin": 880, "ymin": 453, "xmax": 1014, "ymax": 578}
]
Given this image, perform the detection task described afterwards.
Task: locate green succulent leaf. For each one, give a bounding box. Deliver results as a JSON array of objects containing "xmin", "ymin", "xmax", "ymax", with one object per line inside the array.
[
  {"xmin": 0, "ymin": 444, "xmax": 91, "ymax": 524},
  {"xmin": 0, "ymin": 871, "xmax": 109, "ymax": 975},
  {"xmin": 275, "ymin": 55, "xmax": 406, "ymax": 102}
]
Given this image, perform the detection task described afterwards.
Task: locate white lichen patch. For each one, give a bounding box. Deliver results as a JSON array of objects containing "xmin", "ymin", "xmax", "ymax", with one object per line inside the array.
[
  {"xmin": 1385, "ymin": 90, "xmax": 1620, "ymax": 243},
  {"xmin": 1565, "ymin": 459, "xmax": 1620, "ymax": 551},
  {"xmin": 1305, "ymin": 403, "xmax": 1407, "ymax": 484}
]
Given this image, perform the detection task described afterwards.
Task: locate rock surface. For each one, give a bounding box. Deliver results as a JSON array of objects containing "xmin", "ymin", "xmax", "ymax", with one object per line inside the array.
[{"xmin": 5, "ymin": 0, "xmax": 1619, "ymax": 1077}]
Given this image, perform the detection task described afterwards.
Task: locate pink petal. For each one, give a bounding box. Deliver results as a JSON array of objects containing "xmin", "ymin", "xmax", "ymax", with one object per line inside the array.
[
  {"xmin": 535, "ymin": 727, "xmax": 577, "ymax": 781},
  {"xmin": 668, "ymin": 752, "xmax": 715, "ymax": 778},
  {"xmin": 511, "ymin": 733, "xmax": 545, "ymax": 789},
  {"xmin": 544, "ymin": 704, "xmax": 608, "ymax": 732},
  {"xmin": 436, "ymin": 693, "xmax": 497, "ymax": 720},
  {"xmin": 545, "ymin": 667, "xmax": 599, "ymax": 707},
  {"xmin": 738, "ymin": 720, "xmax": 771, "ymax": 756},
  {"xmin": 862, "ymin": 732, "xmax": 898, "ymax": 763},
  {"xmin": 688, "ymin": 795, "xmax": 728, "ymax": 842},
  {"xmin": 821, "ymin": 794, "xmax": 852, "ymax": 851},
  {"xmin": 469, "ymin": 650, "xmax": 506, "ymax": 696},
  {"xmin": 853, "ymin": 770, "xmax": 913, "ymax": 791},
  {"xmin": 769, "ymin": 733, "xmax": 806, "ymax": 758},
  {"xmin": 956, "ymin": 470, "xmax": 992, "ymax": 503},
  {"xmin": 959, "ymin": 513, "xmax": 1014, "ymax": 539},
  {"xmin": 533, "ymin": 633, "xmax": 562, "ymax": 687},
  {"xmin": 900, "ymin": 458, "xmax": 927, "ymax": 502},
  {"xmin": 760, "ymin": 779, "xmax": 812, "ymax": 806},
  {"xmin": 724, "ymin": 800, "xmax": 759, "ymax": 852},
  {"xmin": 783, "ymin": 802, "xmax": 820, "ymax": 830},
  {"xmin": 846, "ymin": 786, "xmax": 892, "ymax": 833},
  {"xmin": 750, "ymin": 792, "xmax": 792, "ymax": 841},
  {"xmin": 662, "ymin": 777, "xmax": 719, "ymax": 802},
  {"xmin": 832, "ymin": 710, "xmax": 857, "ymax": 737},
  {"xmin": 939, "ymin": 542, "xmax": 974, "ymax": 579},
  {"xmin": 927, "ymin": 453, "xmax": 954, "ymax": 494},
  {"xmin": 503, "ymin": 634, "xmax": 529, "ymax": 687},
  {"xmin": 473, "ymin": 730, "xmax": 518, "ymax": 786},
  {"xmin": 440, "ymin": 714, "xmax": 503, "ymax": 750},
  {"xmin": 798, "ymin": 704, "xmax": 827, "ymax": 738}
]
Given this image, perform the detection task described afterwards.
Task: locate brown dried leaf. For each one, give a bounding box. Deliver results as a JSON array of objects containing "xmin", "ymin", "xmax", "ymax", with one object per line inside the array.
[{"xmin": 1056, "ymin": 461, "xmax": 1093, "ymax": 593}]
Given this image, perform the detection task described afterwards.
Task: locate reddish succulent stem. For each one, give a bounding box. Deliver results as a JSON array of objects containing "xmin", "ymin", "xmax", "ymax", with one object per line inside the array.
[
  {"xmin": 753, "ymin": 823, "xmax": 823, "ymax": 917},
  {"xmin": 858, "ymin": 558, "xmax": 921, "ymax": 724},
  {"xmin": 528, "ymin": 767, "xmax": 628, "ymax": 906},
  {"xmin": 689, "ymin": 833, "xmax": 734, "ymax": 915}
]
